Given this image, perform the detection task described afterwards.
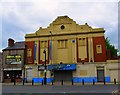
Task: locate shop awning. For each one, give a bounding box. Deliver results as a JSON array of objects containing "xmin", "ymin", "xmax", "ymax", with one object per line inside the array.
[{"xmin": 48, "ymin": 64, "xmax": 76, "ymax": 71}]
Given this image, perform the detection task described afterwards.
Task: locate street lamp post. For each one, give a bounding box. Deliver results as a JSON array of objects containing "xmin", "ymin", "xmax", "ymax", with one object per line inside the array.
[{"xmin": 43, "ymin": 50, "xmax": 47, "ymax": 85}]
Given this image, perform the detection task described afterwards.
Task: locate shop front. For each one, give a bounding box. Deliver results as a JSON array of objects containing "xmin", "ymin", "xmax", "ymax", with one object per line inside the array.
[
  {"xmin": 3, "ymin": 68, "xmax": 22, "ymax": 83},
  {"xmin": 48, "ymin": 64, "xmax": 76, "ymax": 81}
]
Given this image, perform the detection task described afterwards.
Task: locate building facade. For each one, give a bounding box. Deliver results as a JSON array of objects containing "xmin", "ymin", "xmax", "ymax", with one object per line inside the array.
[
  {"xmin": 25, "ymin": 16, "xmax": 118, "ymax": 83},
  {"xmin": 0, "ymin": 52, "xmax": 2, "ymax": 82},
  {"xmin": 2, "ymin": 38, "xmax": 26, "ymax": 82}
]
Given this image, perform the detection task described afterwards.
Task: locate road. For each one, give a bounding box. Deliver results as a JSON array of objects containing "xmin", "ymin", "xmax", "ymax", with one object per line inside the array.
[{"xmin": 1, "ymin": 84, "xmax": 119, "ymax": 95}]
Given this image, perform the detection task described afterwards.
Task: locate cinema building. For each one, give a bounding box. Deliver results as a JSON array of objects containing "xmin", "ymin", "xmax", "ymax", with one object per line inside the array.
[
  {"xmin": 25, "ymin": 16, "xmax": 119, "ymax": 83},
  {"xmin": 2, "ymin": 38, "xmax": 25, "ymax": 82},
  {"xmin": 0, "ymin": 52, "xmax": 2, "ymax": 82}
]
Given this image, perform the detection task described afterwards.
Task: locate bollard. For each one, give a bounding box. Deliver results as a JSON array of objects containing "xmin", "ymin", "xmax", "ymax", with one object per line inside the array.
[
  {"xmin": 14, "ymin": 79, "xmax": 16, "ymax": 85},
  {"xmin": 82, "ymin": 79, "xmax": 84, "ymax": 85},
  {"xmin": 72, "ymin": 79, "xmax": 74, "ymax": 85},
  {"xmin": 114, "ymin": 78, "xmax": 116, "ymax": 85},
  {"xmin": 42, "ymin": 80, "xmax": 43, "ymax": 85},
  {"xmin": 61, "ymin": 80, "xmax": 63, "ymax": 85},
  {"xmin": 104, "ymin": 78, "xmax": 106, "ymax": 85},
  {"xmin": 23, "ymin": 80, "xmax": 24, "ymax": 85},
  {"xmin": 32, "ymin": 80, "xmax": 34, "ymax": 85},
  {"xmin": 52, "ymin": 80, "xmax": 53, "ymax": 85},
  {"xmin": 93, "ymin": 79, "xmax": 95, "ymax": 85}
]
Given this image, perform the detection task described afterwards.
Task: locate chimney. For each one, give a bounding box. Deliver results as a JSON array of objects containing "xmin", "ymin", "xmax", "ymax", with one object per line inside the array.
[{"xmin": 8, "ymin": 38, "xmax": 14, "ymax": 47}]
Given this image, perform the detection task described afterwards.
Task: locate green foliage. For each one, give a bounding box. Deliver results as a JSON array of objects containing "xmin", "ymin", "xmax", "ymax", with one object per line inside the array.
[{"xmin": 105, "ymin": 37, "xmax": 119, "ymax": 56}]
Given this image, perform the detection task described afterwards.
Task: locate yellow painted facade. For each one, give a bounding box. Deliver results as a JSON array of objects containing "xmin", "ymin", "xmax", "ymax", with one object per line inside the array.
[
  {"xmin": 25, "ymin": 16, "xmax": 105, "ymax": 64},
  {"xmin": 25, "ymin": 16, "xmax": 119, "ymax": 83}
]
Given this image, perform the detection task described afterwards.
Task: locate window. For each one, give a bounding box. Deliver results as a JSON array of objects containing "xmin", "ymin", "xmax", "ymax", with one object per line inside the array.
[
  {"xmin": 40, "ymin": 41, "xmax": 48, "ymax": 48},
  {"xmin": 27, "ymin": 49, "xmax": 32, "ymax": 57},
  {"xmin": 96, "ymin": 45, "xmax": 102, "ymax": 54},
  {"xmin": 78, "ymin": 38, "xmax": 86, "ymax": 46},
  {"xmin": 58, "ymin": 40, "xmax": 68, "ymax": 49},
  {"xmin": 61, "ymin": 25, "xmax": 65, "ymax": 30}
]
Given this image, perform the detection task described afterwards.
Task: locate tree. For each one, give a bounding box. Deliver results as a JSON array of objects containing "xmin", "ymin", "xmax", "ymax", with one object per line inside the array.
[{"xmin": 105, "ymin": 37, "xmax": 119, "ymax": 56}]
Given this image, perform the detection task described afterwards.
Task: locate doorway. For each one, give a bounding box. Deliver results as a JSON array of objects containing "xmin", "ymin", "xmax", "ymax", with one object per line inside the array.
[
  {"xmin": 54, "ymin": 70, "xmax": 72, "ymax": 81},
  {"xmin": 97, "ymin": 66, "xmax": 104, "ymax": 82},
  {"xmin": 26, "ymin": 68, "xmax": 32, "ymax": 82}
]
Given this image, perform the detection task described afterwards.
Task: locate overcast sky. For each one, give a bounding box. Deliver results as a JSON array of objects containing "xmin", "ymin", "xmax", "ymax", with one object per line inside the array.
[{"xmin": 0, "ymin": 0, "xmax": 119, "ymax": 52}]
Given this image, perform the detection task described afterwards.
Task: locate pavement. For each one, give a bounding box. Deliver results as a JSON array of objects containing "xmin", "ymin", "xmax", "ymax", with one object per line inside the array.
[
  {"xmin": 1, "ymin": 83, "xmax": 120, "ymax": 94},
  {"xmin": 1, "ymin": 82, "xmax": 119, "ymax": 95}
]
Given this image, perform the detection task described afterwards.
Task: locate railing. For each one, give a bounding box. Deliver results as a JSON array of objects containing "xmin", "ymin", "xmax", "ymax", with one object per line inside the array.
[{"xmin": 10, "ymin": 78, "xmax": 119, "ymax": 86}]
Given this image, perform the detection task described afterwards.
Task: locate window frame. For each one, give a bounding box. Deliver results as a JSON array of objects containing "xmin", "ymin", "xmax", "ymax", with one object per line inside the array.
[{"xmin": 96, "ymin": 44, "xmax": 102, "ymax": 54}]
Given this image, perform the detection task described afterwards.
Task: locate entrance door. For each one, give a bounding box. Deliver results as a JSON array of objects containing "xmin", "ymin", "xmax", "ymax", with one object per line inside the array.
[
  {"xmin": 54, "ymin": 70, "xmax": 72, "ymax": 81},
  {"xmin": 97, "ymin": 69, "xmax": 104, "ymax": 82},
  {"xmin": 26, "ymin": 68, "xmax": 32, "ymax": 82}
]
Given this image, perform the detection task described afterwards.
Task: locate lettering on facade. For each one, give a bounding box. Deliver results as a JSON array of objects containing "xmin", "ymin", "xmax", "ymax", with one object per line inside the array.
[
  {"xmin": 38, "ymin": 65, "xmax": 45, "ymax": 71},
  {"xmin": 6, "ymin": 55, "xmax": 21, "ymax": 64}
]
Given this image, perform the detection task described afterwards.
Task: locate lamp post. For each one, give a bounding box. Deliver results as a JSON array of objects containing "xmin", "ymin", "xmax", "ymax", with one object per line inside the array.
[{"xmin": 43, "ymin": 50, "xmax": 47, "ymax": 85}]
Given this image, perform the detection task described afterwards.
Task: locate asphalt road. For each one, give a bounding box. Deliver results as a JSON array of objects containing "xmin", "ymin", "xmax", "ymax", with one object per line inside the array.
[{"xmin": 1, "ymin": 84, "xmax": 119, "ymax": 95}]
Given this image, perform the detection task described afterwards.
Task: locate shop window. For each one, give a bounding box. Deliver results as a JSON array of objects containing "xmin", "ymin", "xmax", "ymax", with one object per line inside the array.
[
  {"xmin": 78, "ymin": 38, "xmax": 86, "ymax": 46},
  {"xmin": 27, "ymin": 49, "xmax": 32, "ymax": 57},
  {"xmin": 40, "ymin": 41, "xmax": 48, "ymax": 48},
  {"xmin": 58, "ymin": 40, "xmax": 68, "ymax": 49},
  {"xmin": 96, "ymin": 45, "xmax": 102, "ymax": 54}
]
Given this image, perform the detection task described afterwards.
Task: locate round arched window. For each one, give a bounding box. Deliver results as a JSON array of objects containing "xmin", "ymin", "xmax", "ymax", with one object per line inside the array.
[{"xmin": 61, "ymin": 25, "xmax": 65, "ymax": 30}]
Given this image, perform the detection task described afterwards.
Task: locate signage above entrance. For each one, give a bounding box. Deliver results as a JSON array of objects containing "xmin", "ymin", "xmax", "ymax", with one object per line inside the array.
[
  {"xmin": 38, "ymin": 65, "xmax": 45, "ymax": 71},
  {"xmin": 48, "ymin": 64, "xmax": 76, "ymax": 71}
]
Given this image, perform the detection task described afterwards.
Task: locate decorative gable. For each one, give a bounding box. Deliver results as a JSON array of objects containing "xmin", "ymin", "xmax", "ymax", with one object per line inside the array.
[{"xmin": 25, "ymin": 15, "xmax": 105, "ymax": 38}]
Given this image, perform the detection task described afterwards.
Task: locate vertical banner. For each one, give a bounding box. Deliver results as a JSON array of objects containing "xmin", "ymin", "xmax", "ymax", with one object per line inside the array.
[
  {"xmin": 49, "ymin": 40, "xmax": 52, "ymax": 61},
  {"xmin": 34, "ymin": 43, "xmax": 37, "ymax": 61}
]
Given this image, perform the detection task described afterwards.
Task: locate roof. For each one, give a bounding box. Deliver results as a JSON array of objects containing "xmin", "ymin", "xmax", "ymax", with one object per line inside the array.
[{"xmin": 3, "ymin": 41, "xmax": 25, "ymax": 51}]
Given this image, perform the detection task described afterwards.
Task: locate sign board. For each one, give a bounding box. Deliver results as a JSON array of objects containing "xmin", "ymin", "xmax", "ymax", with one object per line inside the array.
[
  {"xmin": 6, "ymin": 55, "xmax": 21, "ymax": 64},
  {"xmin": 38, "ymin": 65, "xmax": 45, "ymax": 71},
  {"xmin": 48, "ymin": 64, "xmax": 76, "ymax": 71}
]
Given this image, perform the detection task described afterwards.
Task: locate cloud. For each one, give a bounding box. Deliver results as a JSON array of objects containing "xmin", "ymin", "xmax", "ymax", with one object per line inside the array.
[
  {"xmin": 1, "ymin": 1, "xmax": 118, "ymax": 52},
  {"xmin": 1, "ymin": 0, "xmax": 119, "ymax": 2}
]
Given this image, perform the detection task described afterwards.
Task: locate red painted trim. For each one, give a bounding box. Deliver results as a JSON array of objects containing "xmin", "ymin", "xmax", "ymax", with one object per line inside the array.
[
  {"xmin": 93, "ymin": 36, "xmax": 106, "ymax": 62},
  {"xmin": 39, "ymin": 40, "xmax": 49, "ymax": 64},
  {"xmin": 32, "ymin": 42, "xmax": 34, "ymax": 64},
  {"xmin": 40, "ymin": 60, "xmax": 43, "ymax": 64},
  {"xmin": 25, "ymin": 41, "xmax": 34, "ymax": 64},
  {"xmin": 76, "ymin": 38, "xmax": 89, "ymax": 63},
  {"xmin": 39, "ymin": 41, "xmax": 43, "ymax": 64},
  {"xmin": 76, "ymin": 38, "xmax": 79, "ymax": 63}
]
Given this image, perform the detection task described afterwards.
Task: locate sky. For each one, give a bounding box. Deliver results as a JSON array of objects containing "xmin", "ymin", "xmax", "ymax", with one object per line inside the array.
[{"xmin": 0, "ymin": 0, "xmax": 119, "ymax": 52}]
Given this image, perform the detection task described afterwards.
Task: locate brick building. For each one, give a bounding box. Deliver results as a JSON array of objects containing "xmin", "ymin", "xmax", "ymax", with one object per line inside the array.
[{"xmin": 2, "ymin": 38, "xmax": 26, "ymax": 82}]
